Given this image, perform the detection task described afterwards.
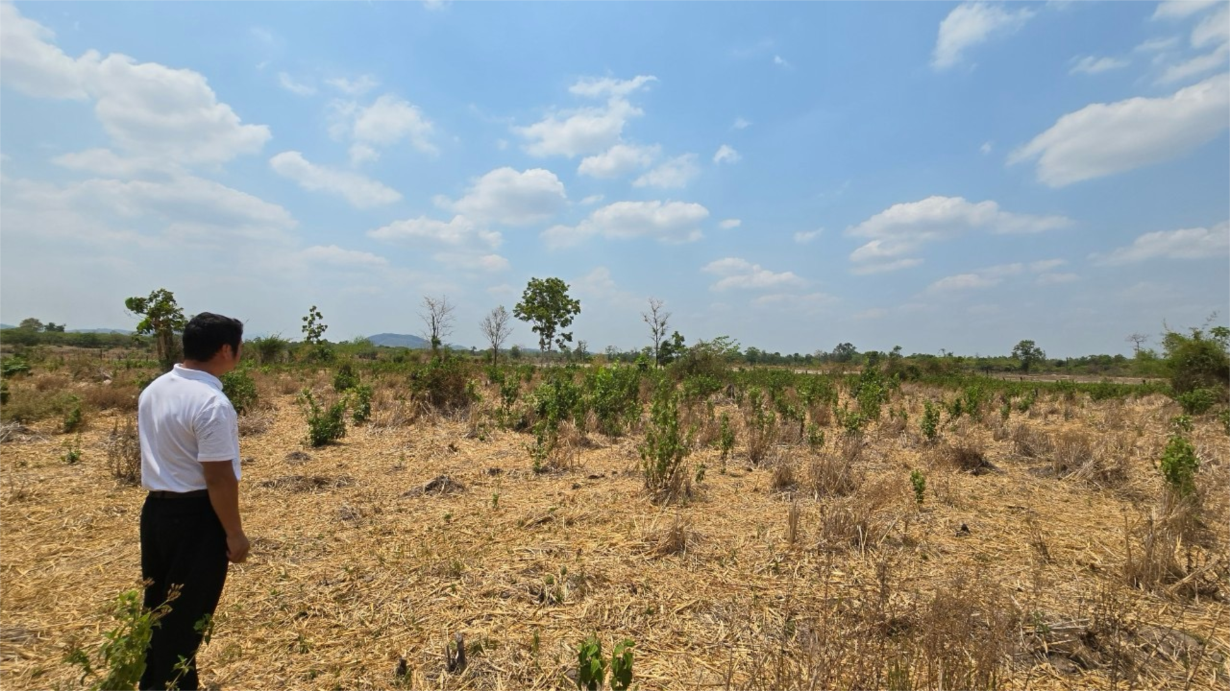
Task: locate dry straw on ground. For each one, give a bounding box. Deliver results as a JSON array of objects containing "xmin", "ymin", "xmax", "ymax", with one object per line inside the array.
[{"xmin": 1, "ymin": 376, "xmax": 1227, "ymax": 690}]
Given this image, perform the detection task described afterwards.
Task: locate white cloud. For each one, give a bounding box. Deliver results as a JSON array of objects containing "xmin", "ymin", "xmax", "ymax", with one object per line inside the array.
[
  {"xmin": 0, "ymin": 4, "xmax": 272, "ymax": 165},
  {"xmin": 277, "ymin": 72, "xmax": 316, "ymax": 96},
  {"xmin": 793, "ymin": 229, "xmax": 822, "ymax": 244},
  {"xmin": 1152, "ymin": 0, "xmax": 1221, "ymax": 21},
  {"xmin": 348, "ymin": 143, "xmax": 379, "ymax": 166},
  {"xmin": 633, "ymin": 154, "xmax": 700, "ymax": 189},
  {"xmin": 326, "ymin": 75, "xmax": 380, "ymax": 96},
  {"xmin": 1157, "ymin": 6, "xmax": 1230, "ymax": 84},
  {"xmin": 269, "ymin": 151, "xmax": 401, "ymax": 208},
  {"xmin": 1036, "ymin": 272, "xmax": 1079, "ymax": 285},
  {"xmin": 1091, "ymin": 221, "xmax": 1230, "ymax": 265},
  {"xmin": 1009, "ymin": 74, "xmax": 1230, "ymax": 186},
  {"xmin": 713, "ymin": 145, "xmax": 741, "ymax": 165},
  {"xmin": 52, "ymin": 148, "xmax": 175, "ymax": 178},
  {"xmin": 577, "ymin": 143, "xmax": 659, "ymax": 178},
  {"xmin": 516, "ymin": 76, "xmax": 657, "ymax": 158},
  {"xmin": 925, "ymin": 273, "xmax": 1002, "ymax": 294},
  {"xmin": 1028, "ymin": 258, "xmax": 1067, "ymax": 272},
  {"xmin": 846, "ymin": 196, "xmax": 1073, "ymax": 272},
  {"xmin": 368, "ymin": 214, "xmax": 500, "ymax": 249},
  {"xmin": 720, "ymin": 219, "xmax": 742, "ymax": 230},
  {"xmin": 568, "ymin": 75, "xmax": 657, "ymax": 99},
  {"xmin": 773, "ymin": 55, "xmax": 792, "ymax": 68},
  {"xmin": 733, "ymin": 117, "xmax": 752, "ymax": 130},
  {"xmin": 980, "ymin": 141, "xmax": 993, "ymax": 155},
  {"xmin": 754, "ymin": 292, "xmax": 838, "ymax": 311},
  {"xmin": 334, "ymin": 94, "xmax": 437, "ymax": 154},
  {"xmin": 542, "ymin": 200, "xmax": 709, "ymax": 248},
  {"xmin": 0, "ymin": 2, "xmax": 90, "ymax": 99},
  {"xmin": 434, "ymin": 252, "xmax": 509, "ymax": 273},
  {"xmin": 445, "ymin": 167, "xmax": 567, "ymax": 225},
  {"xmin": 850, "ymin": 258, "xmax": 924, "ymax": 275},
  {"xmin": 298, "ymin": 245, "xmax": 388, "ymax": 268},
  {"xmin": 932, "ymin": 2, "xmax": 1035, "ymax": 70},
  {"xmin": 703, "ymin": 257, "xmax": 806, "ymax": 291},
  {"xmin": 580, "ymin": 194, "xmax": 605, "ymax": 206},
  {"xmin": 1070, "ymin": 55, "xmax": 1130, "ymax": 75},
  {"xmin": 516, "ymin": 99, "xmax": 642, "ymax": 158},
  {"xmin": 1136, "ymin": 36, "xmax": 1182, "ymax": 53}
]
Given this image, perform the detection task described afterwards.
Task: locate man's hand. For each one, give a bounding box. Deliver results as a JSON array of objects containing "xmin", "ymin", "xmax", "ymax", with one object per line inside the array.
[{"xmin": 226, "ymin": 532, "xmax": 250, "ymax": 563}]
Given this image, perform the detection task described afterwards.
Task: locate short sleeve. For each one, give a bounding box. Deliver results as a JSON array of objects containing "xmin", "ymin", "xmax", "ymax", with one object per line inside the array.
[{"xmin": 195, "ymin": 400, "xmax": 238, "ymax": 463}]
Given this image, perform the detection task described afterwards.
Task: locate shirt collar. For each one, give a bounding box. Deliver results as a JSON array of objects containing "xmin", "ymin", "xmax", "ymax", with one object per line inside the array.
[{"xmin": 172, "ymin": 364, "xmax": 223, "ymax": 391}]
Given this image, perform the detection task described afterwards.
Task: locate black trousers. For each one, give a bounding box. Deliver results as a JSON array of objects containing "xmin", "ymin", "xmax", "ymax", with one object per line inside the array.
[{"xmin": 139, "ymin": 494, "xmax": 229, "ymax": 691}]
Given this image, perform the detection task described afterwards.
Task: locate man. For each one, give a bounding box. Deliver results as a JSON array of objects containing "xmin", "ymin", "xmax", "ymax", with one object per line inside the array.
[{"xmin": 138, "ymin": 312, "xmax": 250, "ymax": 690}]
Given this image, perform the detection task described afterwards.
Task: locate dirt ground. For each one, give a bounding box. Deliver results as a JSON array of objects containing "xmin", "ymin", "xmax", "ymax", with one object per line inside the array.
[{"xmin": 1, "ymin": 379, "xmax": 1227, "ymax": 690}]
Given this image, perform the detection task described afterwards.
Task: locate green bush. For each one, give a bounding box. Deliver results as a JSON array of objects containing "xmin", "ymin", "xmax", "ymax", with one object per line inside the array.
[
  {"xmin": 718, "ymin": 412, "xmax": 735, "ymax": 470},
  {"xmin": 910, "ymin": 469, "xmax": 926, "ymax": 505},
  {"xmin": 65, "ymin": 588, "xmax": 178, "ymax": 691},
  {"xmin": 410, "ymin": 355, "xmax": 476, "ymax": 412},
  {"xmin": 62, "ymin": 395, "xmax": 84, "ymax": 433},
  {"xmin": 921, "ymin": 400, "xmax": 940, "ymax": 442},
  {"xmin": 333, "ymin": 362, "xmax": 360, "ymax": 392},
  {"xmin": 1163, "ymin": 324, "xmax": 1229, "ymax": 396},
  {"xmin": 1, "ymin": 355, "xmax": 30, "ymax": 378},
  {"xmin": 744, "ymin": 388, "xmax": 777, "ymax": 464},
  {"xmin": 299, "ymin": 390, "xmax": 347, "ymax": 447},
  {"xmin": 350, "ymin": 384, "xmax": 373, "ymax": 424},
  {"xmin": 1176, "ymin": 387, "xmax": 1220, "ymax": 415},
  {"xmin": 585, "ymin": 365, "xmax": 641, "ymax": 437},
  {"xmin": 220, "ymin": 369, "xmax": 258, "ymax": 415},
  {"xmin": 639, "ymin": 383, "xmax": 693, "ymax": 503},
  {"xmin": 1159, "ymin": 434, "xmax": 1199, "ymax": 497}
]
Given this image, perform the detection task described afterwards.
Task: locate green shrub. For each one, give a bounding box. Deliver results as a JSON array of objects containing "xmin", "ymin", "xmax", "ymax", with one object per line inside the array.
[
  {"xmin": 639, "ymin": 383, "xmax": 693, "ymax": 503},
  {"xmin": 910, "ymin": 469, "xmax": 926, "ymax": 506},
  {"xmin": 744, "ymin": 388, "xmax": 777, "ymax": 464},
  {"xmin": 1159, "ymin": 434, "xmax": 1199, "ymax": 497},
  {"xmin": 585, "ymin": 365, "xmax": 641, "ymax": 437},
  {"xmin": 247, "ymin": 334, "xmax": 289, "ymax": 365},
  {"xmin": 1, "ymin": 355, "xmax": 30, "ymax": 378},
  {"xmin": 806, "ymin": 423, "xmax": 825, "ymax": 451},
  {"xmin": 62, "ymin": 395, "xmax": 84, "ymax": 433},
  {"xmin": 1176, "ymin": 387, "xmax": 1220, "ymax": 415},
  {"xmin": 299, "ymin": 390, "xmax": 347, "ymax": 447},
  {"xmin": 1220, "ymin": 408, "xmax": 1230, "ymax": 436},
  {"xmin": 333, "ymin": 362, "xmax": 360, "ymax": 392},
  {"xmin": 610, "ymin": 639, "xmax": 634, "ymax": 691},
  {"xmin": 921, "ymin": 401, "xmax": 940, "ymax": 442},
  {"xmin": 62, "ymin": 435, "xmax": 82, "ymax": 465},
  {"xmin": 1163, "ymin": 324, "xmax": 1229, "ymax": 396},
  {"xmin": 65, "ymin": 587, "xmax": 179, "ymax": 691},
  {"xmin": 350, "ymin": 384, "xmax": 373, "ymax": 424},
  {"xmin": 718, "ymin": 412, "xmax": 735, "ymax": 470},
  {"xmin": 577, "ymin": 635, "xmax": 607, "ymax": 691},
  {"xmin": 220, "ymin": 369, "xmax": 258, "ymax": 415},
  {"xmin": 410, "ymin": 355, "xmax": 476, "ymax": 412}
]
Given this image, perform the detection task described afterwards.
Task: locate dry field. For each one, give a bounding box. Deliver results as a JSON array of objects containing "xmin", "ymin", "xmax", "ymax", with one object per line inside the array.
[{"xmin": 1, "ymin": 368, "xmax": 1228, "ymax": 690}]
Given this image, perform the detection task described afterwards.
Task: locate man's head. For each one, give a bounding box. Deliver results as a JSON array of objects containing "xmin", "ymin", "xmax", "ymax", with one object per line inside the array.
[{"xmin": 182, "ymin": 313, "xmax": 244, "ymax": 373}]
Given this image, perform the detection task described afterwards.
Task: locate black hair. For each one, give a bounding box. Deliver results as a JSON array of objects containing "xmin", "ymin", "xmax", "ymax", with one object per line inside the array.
[{"xmin": 182, "ymin": 312, "xmax": 244, "ymax": 362}]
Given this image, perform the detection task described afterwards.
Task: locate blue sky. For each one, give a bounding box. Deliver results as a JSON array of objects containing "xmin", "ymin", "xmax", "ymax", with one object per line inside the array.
[{"xmin": 1, "ymin": 0, "xmax": 1227, "ymax": 357}]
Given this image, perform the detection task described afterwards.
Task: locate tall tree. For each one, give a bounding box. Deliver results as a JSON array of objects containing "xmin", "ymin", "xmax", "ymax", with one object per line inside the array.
[
  {"xmin": 513, "ymin": 277, "xmax": 580, "ymax": 356},
  {"xmin": 642, "ymin": 298, "xmax": 671, "ymax": 367},
  {"xmin": 126, "ymin": 289, "xmax": 187, "ymax": 372},
  {"xmin": 18, "ymin": 318, "xmax": 43, "ymax": 331},
  {"xmin": 419, "ymin": 295, "xmax": 455, "ymax": 357},
  {"xmin": 1126, "ymin": 332, "xmax": 1150, "ymax": 356},
  {"xmin": 480, "ymin": 305, "xmax": 513, "ymax": 365},
  {"xmin": 1011, "ymin": 339, "xmax": 1046, "ymax": 373}
]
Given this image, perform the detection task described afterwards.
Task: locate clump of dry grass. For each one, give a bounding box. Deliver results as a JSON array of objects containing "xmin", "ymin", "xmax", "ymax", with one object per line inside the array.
[
  {"xmin": 770, "ymin": 453, "xmax": 799, "ymax": 493},
  {"xmin": 933, "ymin": 442, "xmax": 997, "ymax": 475},
  {"xmin": 807, "ymin": 439, "xmax": 862, "ymax": 499},
  {"xmin": 648, "ymin": 514, "xmax": 700, "ymax": 558},
  {"xmin": 105, "ymin": 418, "xmax": 141, "ymax": 485},
  {"xmin": 238, "ymin": 412, "xmax": 272, "ymax": 437},
  {"xmin": 1050, "ymin": 430, "xmax": 1093, "ymax": 477},
  {"xmin": 1069, "ymin": 435, "xmax": 1131, "ymax": 490},
  {"xmin": 81, "ymin": 382, "xmax": 139, "ymax": 412},
  {"xmin": 1011, "ymin": 422, "xmax": 1052, "ymax": 459},
  {"xmin": 815, "ymin": 477, "xmax": 898, "ymax": 553}
]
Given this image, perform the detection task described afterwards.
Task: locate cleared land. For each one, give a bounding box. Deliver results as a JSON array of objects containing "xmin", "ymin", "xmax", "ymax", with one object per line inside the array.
[{"xmin": 1, "ymin": 365, "xmax": 1227, "ymax": 690}]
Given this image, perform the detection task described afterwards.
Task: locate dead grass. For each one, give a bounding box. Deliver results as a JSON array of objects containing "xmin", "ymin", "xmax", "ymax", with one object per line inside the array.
[{"xmin": 0, "ymin": 377, "xmax": 1227, "ymax": 691}]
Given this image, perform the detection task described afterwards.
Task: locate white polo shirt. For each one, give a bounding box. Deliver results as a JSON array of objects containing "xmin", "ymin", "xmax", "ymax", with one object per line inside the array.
[{"xmin": 138, "ymin": 364, "xmax": 241, "ymax": 493}]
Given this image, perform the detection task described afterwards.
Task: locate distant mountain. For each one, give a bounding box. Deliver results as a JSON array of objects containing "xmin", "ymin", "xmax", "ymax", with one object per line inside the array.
[
  {"xmin": 0, "ymin": 324, "xmax": 12, "ymax": 330},
  {"xmin": 367, "ymin": 333, "xmax": 432, "ymax": 348},
  {"xmin": 0, "ymin": 324, "xmax": 132, "ymax": 334}
]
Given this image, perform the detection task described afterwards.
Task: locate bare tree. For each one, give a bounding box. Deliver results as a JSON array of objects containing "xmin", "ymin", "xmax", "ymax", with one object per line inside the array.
[
  {"xmin": 642, "ymin": 297, "xmax": 671, "ymax": 366},
  {"xmin": 419, "ymin": 295, "xmax": 455, "ymax": 357},
  {"xmin": 1126, "ymin": 332, "xmax": 1150, "ymax": 356},
  {"xmin": 480, "ymin": 305, "xmax": 513, "ymax": 365}
]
